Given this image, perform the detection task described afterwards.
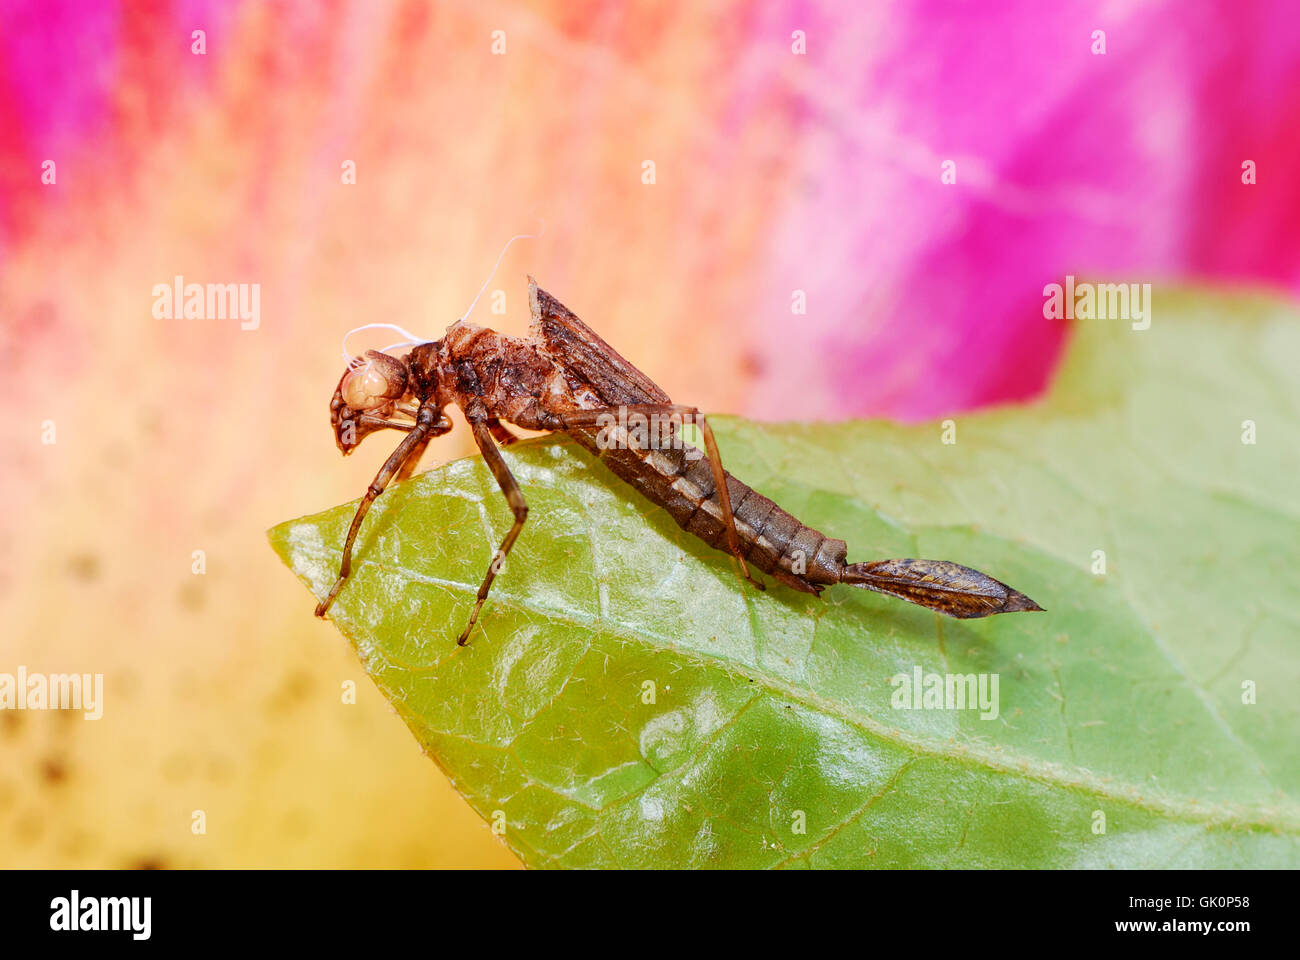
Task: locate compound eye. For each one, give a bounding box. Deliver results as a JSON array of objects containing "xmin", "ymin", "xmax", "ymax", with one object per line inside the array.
[{"xmin": 340, "ymin": 350, "xmax": 407, "ymax": 410}]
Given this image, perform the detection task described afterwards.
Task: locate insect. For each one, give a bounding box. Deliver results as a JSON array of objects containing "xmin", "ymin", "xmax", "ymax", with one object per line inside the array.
[{"xmin": 316, "ymin": 278, "xmax": 1043, "ymax": 643}]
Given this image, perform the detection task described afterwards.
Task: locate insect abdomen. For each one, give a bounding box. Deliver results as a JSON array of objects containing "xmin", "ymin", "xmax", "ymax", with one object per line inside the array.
[{"xmin": 568, "ymin": 430, "xmax": 844, "ymax": 591}]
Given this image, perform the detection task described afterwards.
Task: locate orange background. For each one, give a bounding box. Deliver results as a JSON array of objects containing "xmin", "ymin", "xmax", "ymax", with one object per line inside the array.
[
  {"xmin": 1, "ymin": 3, "xmax": 799, "ymax": 870},
  {"xmin": 4, "ymin": 2, "xmax": 1300, "ymax": 868}
]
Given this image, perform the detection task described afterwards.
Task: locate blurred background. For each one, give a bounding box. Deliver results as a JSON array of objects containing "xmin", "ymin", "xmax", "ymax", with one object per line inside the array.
[{"xmin": 1, "ymin": 0, "xmax": 1298, "ymax": 868}]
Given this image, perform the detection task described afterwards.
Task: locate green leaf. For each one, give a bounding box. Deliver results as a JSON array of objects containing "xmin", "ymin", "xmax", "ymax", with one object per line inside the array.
[{"xmin": 270, "ymin": 289, "xmax": 1300, "ymax": 868}]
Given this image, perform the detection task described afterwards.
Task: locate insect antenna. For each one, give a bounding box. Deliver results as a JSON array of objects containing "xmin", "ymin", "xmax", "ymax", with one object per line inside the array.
[
  {"xmin": 458, "ymin": 225, "xmax": 544, "ymax": 323},
  {"xmin": 338, "ymin": 226, "xmax": 544, "ymax": 368},
  {"xmin": 340, "ymin": 323, "xmax": 434, "ymax": 367}
]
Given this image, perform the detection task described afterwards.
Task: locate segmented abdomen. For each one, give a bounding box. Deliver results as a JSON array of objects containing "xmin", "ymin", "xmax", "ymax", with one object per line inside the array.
[{"xmin": 567, "ymin": 429, "xmax": 845, "ymax": 592}]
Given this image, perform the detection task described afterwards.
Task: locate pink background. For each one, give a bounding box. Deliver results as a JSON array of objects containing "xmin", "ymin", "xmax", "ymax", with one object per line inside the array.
[{"xmin": 2, "ymin": 1, "xmax": 1297, "ymax": 868}]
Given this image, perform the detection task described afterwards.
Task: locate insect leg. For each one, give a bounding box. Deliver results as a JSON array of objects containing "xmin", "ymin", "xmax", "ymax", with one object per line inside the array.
[
  {"xmin": 550, "ymin": 403, "xmax": 763, "ymax": 591},
  {"xmin": 395, "ymin": 414, "xmax": 451, "ymax": 482},
  {"xmin": 315, "ymin": 407, "xmax": 446, "ymax": 618},
  {"xmin": 487, "ymin": 417, "xmax": 522, "ymax": 446},
  {"xmin": 340, "ymin": 412, "xmax": 447, "ymax": 456},
  {"xmin": 395, "ymin": 434, "xmax": 431, "ymax": 482},
  {"xmin": 456, "ymin": 417, "xmax": 530, "ymax": 646},
  {"xmin": 357, "ymin": 414, "xmax": 415, "ymax": 432}
]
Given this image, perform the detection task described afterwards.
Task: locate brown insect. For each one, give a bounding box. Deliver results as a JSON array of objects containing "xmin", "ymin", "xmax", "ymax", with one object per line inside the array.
[{"xmin": 316, "ymin": 278, "xmax": 1043, "ymax": 643}]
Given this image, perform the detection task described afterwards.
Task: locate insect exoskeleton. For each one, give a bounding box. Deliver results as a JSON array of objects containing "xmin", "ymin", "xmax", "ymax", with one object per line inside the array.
[
  {"xmin": 340, "ymin": 349, "xmax": 408, "ymax": 411},
  {"xmin": 314, "ymin": 281, "xmax": 1043, "ymax": 636}
]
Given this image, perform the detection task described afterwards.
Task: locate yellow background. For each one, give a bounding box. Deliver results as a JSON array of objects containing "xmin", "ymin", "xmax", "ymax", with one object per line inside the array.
[{"xmin": 1, "ymin": 3, "xmax": 790, "ymax": 868}]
